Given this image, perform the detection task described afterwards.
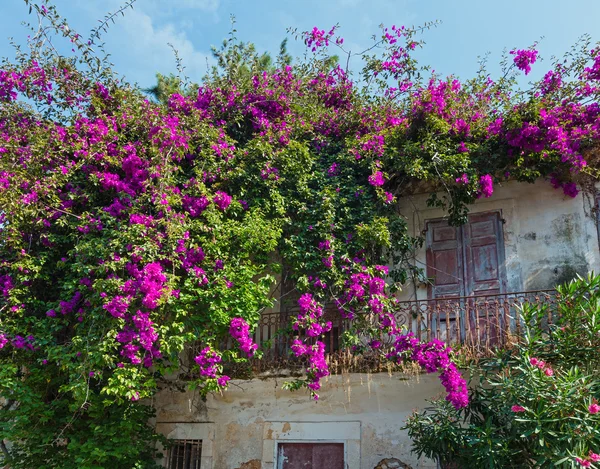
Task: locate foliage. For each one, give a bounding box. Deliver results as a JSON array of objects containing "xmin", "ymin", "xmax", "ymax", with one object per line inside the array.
[
  {"xmin": 404, "ymin": 274, "xmax": 600, "ymax": 468},
  {"xmin": 0, "ymin": 0, "xmax": 599, "ymax": 466}
]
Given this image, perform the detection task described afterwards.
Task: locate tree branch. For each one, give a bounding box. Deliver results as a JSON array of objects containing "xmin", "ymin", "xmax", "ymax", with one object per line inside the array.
[{"xmin": 0, "ymin": 439, "xmax": 10, "ymax": 466}]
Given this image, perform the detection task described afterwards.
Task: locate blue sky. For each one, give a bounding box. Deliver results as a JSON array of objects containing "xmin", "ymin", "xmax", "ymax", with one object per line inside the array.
[{"xmin": 1, "ymin": 0, "xmax": 600, "ymax": 88}]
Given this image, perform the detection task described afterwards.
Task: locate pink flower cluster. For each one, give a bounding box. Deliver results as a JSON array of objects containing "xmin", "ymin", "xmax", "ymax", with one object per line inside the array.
[
  {"xmin": 550, "ymin": 174, "xmax": 579, "ymax": 198},
  {"xmin": 213, "ymin": 191, "xmax": 232, "ymax": 211},
  {"xmin": 576, "ymin": 452, "xmax": 600, "ymax": 467},
  {"xmin": 286, "ymin": 292, "xmax": 335, "ymax": 397},
  {"xmin": 295, "ymin": 293, "xmax": 332, "ymax": 338},
  {"xmin": 290, "ymin": 339, "xmax": 330, "ymax": 394},
  {"xmin": 304, "ymin": 27, "xmax": 336, "ymax": 52},
  {"xmin": 100, "ymin": 262, "xmax": 166, "ymax": 367},
  {"xmin": 261, "ymin": 164, "xmax": 280, "ymax": 181},
  {"xmin": 0, "ymin": 332, "xmax": 35, "ymax": 351},
  {"xmin": 455, "ymin": 173, "xmax": 469, "ymax": 185},
  {"xmin": 229, "ymin": 317, "xmax": 258, "ymax": 357},
  {"xmin": 529, "ymin": 357, "xmax": 554, "ymax": 377},
  {"xmin": 194, "ymin": 347, "xmax": 222, "ymax": 378},
  {"xmin": 368, "ymin": 171, "xmax": 385, "ymax": 187},
  {"xmin": 388, "ymin": 333, "xmax": 469, "ymax": 409},
  {"xmin": 510, "ymin": 49, "xmax": 538, "ymax": 75},
  {"xmin": 477, "ymin": 174, "xmax": 493, "ymax": 198},
  {"xmin": 182, "ymin": 195, "xmax": 210, "ymax": 217}
]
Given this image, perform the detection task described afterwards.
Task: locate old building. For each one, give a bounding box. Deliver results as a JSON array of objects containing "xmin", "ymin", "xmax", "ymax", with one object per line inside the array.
[{"xmin": 153, "ymin": 179, "xmax": 600, "ymax": 469}]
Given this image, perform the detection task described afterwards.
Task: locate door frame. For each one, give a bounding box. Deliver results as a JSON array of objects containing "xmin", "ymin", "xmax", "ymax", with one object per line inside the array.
[{"xmin": 275, "ymin": 441, "xmax": 346, "ymax": 469}]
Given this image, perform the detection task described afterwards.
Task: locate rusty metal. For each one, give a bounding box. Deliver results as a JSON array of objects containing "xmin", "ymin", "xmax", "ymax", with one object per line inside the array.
[
  {"xmin": 167, "ymin": 439, "xmax": 202, "ymax": 469},
  {"xmin": 393, "ymin": 290, "xmax": 558, "ymax": 351},
  {"xmin": 254, "ymin": 290, "xmax": 557, "ymax": 357},
  {"xmin": 182, "ymin": 290, "xmax": 558, "ymax": 376}
]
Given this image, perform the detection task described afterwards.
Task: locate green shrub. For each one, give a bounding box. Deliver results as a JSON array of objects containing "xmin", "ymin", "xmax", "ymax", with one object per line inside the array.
[{"xmin": 404, "ymin": 274, "xmax": 600, "ymax": 468}]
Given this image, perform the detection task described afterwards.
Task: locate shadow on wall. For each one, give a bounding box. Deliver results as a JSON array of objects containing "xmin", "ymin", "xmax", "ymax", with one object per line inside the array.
[
  {"xmin": 521, "ymin": 212, "xmax": 591, "ymax": 290},
  {"xmin": 524, "ymin": 262, "xmax": 589, "ymax": 291}
]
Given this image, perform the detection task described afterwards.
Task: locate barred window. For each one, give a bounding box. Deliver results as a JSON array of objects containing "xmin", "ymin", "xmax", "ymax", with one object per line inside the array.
[{"xmin": 167, "ymin": 439, "xmax": 202, "ymax": 469}]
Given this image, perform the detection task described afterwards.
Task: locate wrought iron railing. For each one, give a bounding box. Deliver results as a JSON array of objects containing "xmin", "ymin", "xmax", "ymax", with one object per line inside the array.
[
  {"xmin": 393, "ymin": 289, "xmax": 558, "ymax": 351},
  {"xmin": 178, "ymin": 290, "xmax": 559, "ymax": 377},
  {"xmin": 250, "ymin": 290, "xmax": 558, "ymax": 363}
]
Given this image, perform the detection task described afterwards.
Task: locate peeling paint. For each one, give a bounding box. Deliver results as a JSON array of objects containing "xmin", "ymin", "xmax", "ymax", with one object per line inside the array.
[
  {"xmin": 398, "ymin": 180, "xmax": 600, "ymax": 298},
  {"xmin": 235, "ymin": 459, "xmax": 262, "ymax": 469}
]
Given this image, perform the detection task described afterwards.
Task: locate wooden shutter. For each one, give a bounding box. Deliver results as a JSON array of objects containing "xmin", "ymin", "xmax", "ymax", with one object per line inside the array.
[
  {"xmin": 463, "ymin": 212, "xmax": 506, "ymax": 296},
  {"xmin": 278, "ymin": 443, "xmax": 344, "ymax": 469},
  {"xmin": 425, "ymin": 220, "xmax": 465, "ymax": 299}
]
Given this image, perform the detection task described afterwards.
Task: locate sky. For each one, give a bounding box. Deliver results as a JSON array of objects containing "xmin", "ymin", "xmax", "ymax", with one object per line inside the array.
[{"xmin": 1, "ymin": 0, "xmax": 600, "ymax": 89}]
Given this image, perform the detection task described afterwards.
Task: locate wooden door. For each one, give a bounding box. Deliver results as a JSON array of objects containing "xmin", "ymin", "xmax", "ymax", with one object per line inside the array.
[
  {"xmin": 425, "ymin": 211, "xmax": 506, "ymax": 343},
  {"xmin": 425, "ymin": 220, "xmax": 465, "ymax": 299},
  {"xmin": 277, "ymin": 443, "xmax": 344, "ymax": 469},
  {"xmin": 426, "ymin": 212, "xmax": 505, "ymax": 298}
]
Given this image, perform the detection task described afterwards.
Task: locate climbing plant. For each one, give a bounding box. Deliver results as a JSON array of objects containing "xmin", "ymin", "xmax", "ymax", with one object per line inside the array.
[{"xmin": 1, "ymin": 1, "xmax": 600, "ymax": 467}]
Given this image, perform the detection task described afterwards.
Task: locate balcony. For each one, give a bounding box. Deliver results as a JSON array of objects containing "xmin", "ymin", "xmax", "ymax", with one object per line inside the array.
[
  {"xmin": 392, "ymin": 289, "xmax": 558, "ymax": 350},
  {"xmin": 243, "ymin": 290, "xmax": 558, "ymax": 374}
]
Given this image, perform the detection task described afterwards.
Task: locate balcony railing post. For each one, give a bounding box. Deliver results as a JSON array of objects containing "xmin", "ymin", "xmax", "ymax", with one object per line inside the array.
[
  {"xmin": 455, "ymin": 303, "xmax": 461, "ymax": 345},
  {"xmin": 435, "ymin": 302, "xmax": 441, "ymax": 344}
]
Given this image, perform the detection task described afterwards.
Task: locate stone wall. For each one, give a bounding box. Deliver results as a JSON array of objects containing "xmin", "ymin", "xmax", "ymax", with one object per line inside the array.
[{"xmin": 154, "ymin": 372, "xmax": 443, "ymax": 469}]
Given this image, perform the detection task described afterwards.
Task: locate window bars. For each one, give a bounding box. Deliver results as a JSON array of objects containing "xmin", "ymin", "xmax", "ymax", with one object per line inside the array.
[{"xmin": 167, "ymin": 439, "xmax": 202, "ymax": 469}]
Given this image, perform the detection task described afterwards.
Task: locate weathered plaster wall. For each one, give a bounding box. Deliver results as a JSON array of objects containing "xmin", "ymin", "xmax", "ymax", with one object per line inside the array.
[
  {"xmin": 154, "ymin": 372, "xmax": 444, "ymax": 469},
  {"xmin": 397, "ymin": 179, "xmax": 600, "ymax": 300}
]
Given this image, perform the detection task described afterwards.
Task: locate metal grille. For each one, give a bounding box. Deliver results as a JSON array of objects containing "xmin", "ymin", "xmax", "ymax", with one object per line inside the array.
[{"xmin": 167, "ymin": 439, "xmax": 202, "ymax": 469}]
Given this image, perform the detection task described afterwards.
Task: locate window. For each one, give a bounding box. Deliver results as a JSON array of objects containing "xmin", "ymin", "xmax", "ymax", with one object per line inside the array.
[
  {"xmin": 166, "ymin": 439, "xmax": 202, "ymax": 469},
  {"xmin": 426, "ymin": 211, "xmax": 506, "ymax": 299},
  {"xmin": 277, "ymin": 442, "xmax": 344, "ymax": 469}
]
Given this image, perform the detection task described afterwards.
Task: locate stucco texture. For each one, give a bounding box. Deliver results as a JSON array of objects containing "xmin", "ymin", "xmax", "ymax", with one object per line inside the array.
[{"xmin": 154, "ymin": 372, "xmax": 443, "ymax": 469}]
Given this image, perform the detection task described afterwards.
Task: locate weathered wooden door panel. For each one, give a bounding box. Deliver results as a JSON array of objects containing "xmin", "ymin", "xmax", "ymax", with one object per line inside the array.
[
  {"xmin": 426, "ymin": 220, "xmax": 465, "ymax": 299},
  {"xmin": 426, "ymin": 212, "xmax": 505, "ymax": 299},
  {"xmin": 463, "ymin": 212, "xmax": 506, "ymax": 296},
  {"xmin": 277, "ymin": 443, "xmax": 344, "ymax": 469}
]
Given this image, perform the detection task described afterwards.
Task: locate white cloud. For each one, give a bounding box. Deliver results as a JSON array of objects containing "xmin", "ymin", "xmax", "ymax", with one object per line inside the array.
[
  {"xmin": 166, "ymin": 0, "xmax": 220, "ymax": 11},
  {"xmin": 102, "ymin": 6, "xmax": 215, "ymax": 86}
]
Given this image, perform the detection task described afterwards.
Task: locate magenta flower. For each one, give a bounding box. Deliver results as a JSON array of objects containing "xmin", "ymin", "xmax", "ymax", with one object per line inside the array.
[
  {"xmin": 229, "ymin": 317, "xmax": 258, "ymax": 357},
  {"xmin": 455, "ymin": 173, "xmax": 469, "ymax": 185},
  {"xmin": 182, "ymin": 195, "xmax": 210, "ymax": 217},
  {"xmin": 510, "ymin": 49, "xmax": 538, "ymax": 75},
  {"xmin": 511, "ymin": 405, "xmax": 526, "ymax": 413},
  {"xmin": 213, "ymin": 191, "xmax": 232, "ymax": 211},
  {"xmin": 368, "ymin": 171, "xmax": 385, "ymax": 187},
  {"xmin": 477, "ymin": 174, "xmax": 493, "ymax": 198},
  {"xmin": 589, "ymin": 403, "xmax": 600, "ymax": 414},
  {"xmin": 562, "ymin": 182, "xmax": 579, "ymax": 198},
  {"xmin": 217, "ymin": 376, "xmax": 230, "ymax": 387},
  {"xmin": 576, "ymin": 457, "xmax": 591, "ymax": 468}
]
